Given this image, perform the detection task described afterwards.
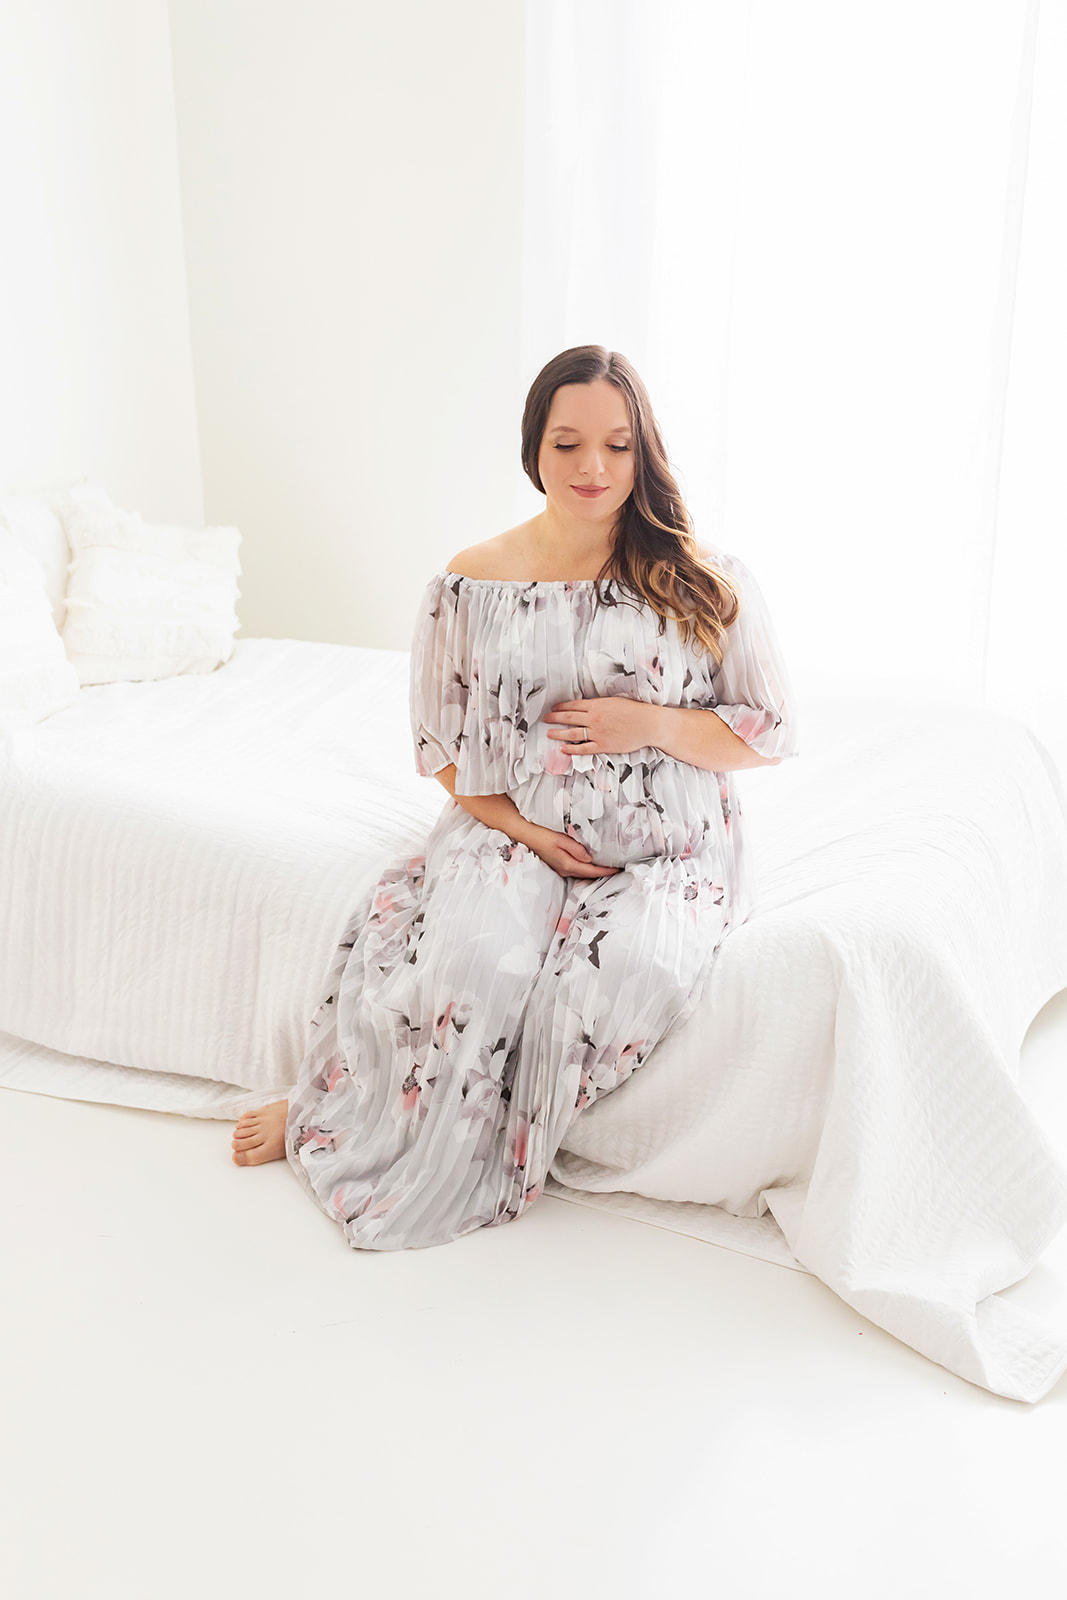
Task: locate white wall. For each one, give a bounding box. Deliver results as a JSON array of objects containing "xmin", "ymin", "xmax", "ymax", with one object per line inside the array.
[
  {"xmin": 0, "ymin": 0, "xmax": 203, "ymax": 524},
  {"xmin": 168, "ymin": 0, "xmax": 528, "ymax": 650}
]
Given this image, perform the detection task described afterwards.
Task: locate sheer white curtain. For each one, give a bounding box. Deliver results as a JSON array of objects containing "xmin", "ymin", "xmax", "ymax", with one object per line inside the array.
[{"xmin": 517, "ymin": 0, "xmax": 1065, "ymax": 771}]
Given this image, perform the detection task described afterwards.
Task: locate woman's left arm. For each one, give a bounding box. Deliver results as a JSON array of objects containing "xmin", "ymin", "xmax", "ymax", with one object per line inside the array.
[
  {"xmin": 543, "ymin": 696, "xmax": 779, "ymax": 773},
  {"xmin": 646, "ymin": 705, "xmax": 783, "ymax": 771},
  {"xmin": 545, "ymin": 550, "xmax": 799, "ymax": 773}
]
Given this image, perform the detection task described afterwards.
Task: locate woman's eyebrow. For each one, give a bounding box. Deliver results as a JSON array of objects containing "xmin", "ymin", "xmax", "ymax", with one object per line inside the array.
[{"xmin": 548, "ymin": 424, "xmax": 632, "ymax": 435}]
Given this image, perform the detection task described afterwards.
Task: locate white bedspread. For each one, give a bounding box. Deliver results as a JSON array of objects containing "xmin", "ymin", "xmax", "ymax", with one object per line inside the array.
[
  {"xmin": 548, "ymin": 701, "xmax": 1067, "ymax": 1402},
  {"xmin": 2, "ymin": 638, "xmax": 1067, "ymax": 1401},
  {"xmin": 0, "ymin": 639, "xmax": 447, "ymax": 1089}
]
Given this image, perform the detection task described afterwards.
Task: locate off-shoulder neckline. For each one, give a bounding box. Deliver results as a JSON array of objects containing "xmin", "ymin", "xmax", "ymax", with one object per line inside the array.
[
  {"xmin": 435, "ymin": 549, "xmax": 733, "ymax": 590},
  {"xmin": 436, "ymin": 568, "xmax": 602, "ymax": 588}
]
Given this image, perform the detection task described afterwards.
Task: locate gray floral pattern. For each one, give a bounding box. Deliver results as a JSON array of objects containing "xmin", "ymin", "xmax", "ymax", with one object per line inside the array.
[{"xmin": 284, "ymin": 550, "xmax": 799, "ymax": 1249}]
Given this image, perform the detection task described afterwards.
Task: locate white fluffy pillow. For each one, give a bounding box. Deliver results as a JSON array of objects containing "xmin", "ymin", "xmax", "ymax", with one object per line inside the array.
[
  {"xmin": 0, "ymin": 529, "xmax": 82, "ymax": 728},
  {"xmin": 0, "ymin": 493, "xmax": 72, "ymax": 632},
  {"xmin": 56, "ymin": 486, "xmax": 242, "ymax": 686}
]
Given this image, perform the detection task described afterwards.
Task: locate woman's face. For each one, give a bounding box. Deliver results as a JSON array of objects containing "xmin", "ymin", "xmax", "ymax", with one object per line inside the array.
[{"xmin": 537, "ymin": 379, "xmax": 636, "ymax": 527}]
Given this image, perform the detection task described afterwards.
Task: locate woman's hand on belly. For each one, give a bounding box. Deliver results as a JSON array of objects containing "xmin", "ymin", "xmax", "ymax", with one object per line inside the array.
[
  {"xmin": 524, "ymin": 825, "xmax": 622, "ymax": 881},
  {"xmin": 543, "ymin": 695, "xmax": 659, "ymax": 755}
]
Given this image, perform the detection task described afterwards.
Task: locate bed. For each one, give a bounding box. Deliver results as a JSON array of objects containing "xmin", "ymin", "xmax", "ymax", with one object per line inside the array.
[{"xmin": 2, "ymin": 635, "xmax": 1067, "ymax": 1402}]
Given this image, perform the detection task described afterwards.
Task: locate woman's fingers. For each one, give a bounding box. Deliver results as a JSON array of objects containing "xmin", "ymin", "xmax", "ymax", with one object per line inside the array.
[
  {"xmin": 561, "ymin": 860, "xmax": 619, "ymax": 879},
  {"xmin": 557, "ymin": 839, "xmax": 620, "ymax": 875}
]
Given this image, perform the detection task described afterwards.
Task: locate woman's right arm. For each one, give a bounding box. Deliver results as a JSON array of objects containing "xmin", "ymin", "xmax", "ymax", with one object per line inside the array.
[
  {"xmin": 431, "ymin": 763, "xmax": 536, "ymax": 844},
  {"xmin": 432, "ymin": 765, "xmax": 619, "ymax": 878}
]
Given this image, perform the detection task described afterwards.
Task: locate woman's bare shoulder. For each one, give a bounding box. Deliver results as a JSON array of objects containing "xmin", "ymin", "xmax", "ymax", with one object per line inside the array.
[{"xmin": 444, "ymin": 524, "xmax": 532, "ymax": 580}]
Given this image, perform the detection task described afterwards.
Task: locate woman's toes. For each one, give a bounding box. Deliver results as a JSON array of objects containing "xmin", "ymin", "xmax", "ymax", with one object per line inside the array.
[
  {"xmin": 235, "ymin": 1142, "xmax": 272, "ymax": 1167},
  {"xmin": 230, "ymin": 1100, "xmax": 288, "ymax": 1166}
]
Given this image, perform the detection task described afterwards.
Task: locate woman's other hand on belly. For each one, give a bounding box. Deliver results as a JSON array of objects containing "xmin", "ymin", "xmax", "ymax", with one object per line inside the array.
[{"xmin": 524, "ymin": 825, "xmax": 621, "ymax": 881}]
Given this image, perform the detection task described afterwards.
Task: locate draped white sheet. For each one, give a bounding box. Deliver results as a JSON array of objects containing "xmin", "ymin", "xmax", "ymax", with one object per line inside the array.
[{"xmin": 518, "ymin": 0, "xmax": 1065, "ymax": 773}]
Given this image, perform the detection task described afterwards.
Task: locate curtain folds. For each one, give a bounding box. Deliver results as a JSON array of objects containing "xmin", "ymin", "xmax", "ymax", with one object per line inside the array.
[{"xmin": 519, "ymin": 0, "xmax": 1064, "ymax": 774}]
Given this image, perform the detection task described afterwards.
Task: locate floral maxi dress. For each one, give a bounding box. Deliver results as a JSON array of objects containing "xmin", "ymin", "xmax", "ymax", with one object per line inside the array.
[{"xmin": 284, "ymin": 549, "xmax": 800, "ymax": 1250}]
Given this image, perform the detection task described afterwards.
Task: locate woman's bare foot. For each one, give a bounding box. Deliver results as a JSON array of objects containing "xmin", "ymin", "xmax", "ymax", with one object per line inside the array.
[{"xmin": 232, "ymin": 1099, "xmax": 288, "ymax": 1166}]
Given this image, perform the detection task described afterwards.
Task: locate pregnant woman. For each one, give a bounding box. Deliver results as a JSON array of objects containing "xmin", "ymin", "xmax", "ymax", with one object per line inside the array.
[{"xmin": 230, "ymin": 343, "xmax": 800, "ymax": 1249}]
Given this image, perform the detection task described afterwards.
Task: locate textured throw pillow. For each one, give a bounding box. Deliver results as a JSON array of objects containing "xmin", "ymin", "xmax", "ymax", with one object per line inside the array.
[
  {"xmin": 55, "ymin": 485, "xmax": 242, "ymax": 686},
  {"xmin": 0, "ymin": 528, "xmax": 82, "ymax": 728},
  {"xmin": 0, "ymin": 492, "xmax": 72, "ymax": 633}
]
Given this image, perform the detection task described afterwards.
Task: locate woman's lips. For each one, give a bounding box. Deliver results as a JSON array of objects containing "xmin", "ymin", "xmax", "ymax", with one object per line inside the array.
[{"xmin": 572, "ymin": 485, "xmax": 608, "ymax": 497}]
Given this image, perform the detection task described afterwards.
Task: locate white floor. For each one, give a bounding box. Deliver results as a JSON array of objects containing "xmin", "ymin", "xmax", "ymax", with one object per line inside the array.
[{"xmin": 2, "ymin": 986, "xmax": 1067, "ymax": 1600}]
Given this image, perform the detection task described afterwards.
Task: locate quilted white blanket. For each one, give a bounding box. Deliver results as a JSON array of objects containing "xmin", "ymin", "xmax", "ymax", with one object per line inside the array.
[{"xmin": 2, "ymin": 638, "xmax": 1066, "ymax": 1401}]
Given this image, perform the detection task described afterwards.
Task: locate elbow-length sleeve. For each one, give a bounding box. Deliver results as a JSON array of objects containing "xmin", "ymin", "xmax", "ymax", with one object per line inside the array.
[
  {"xmin": 707, "ymin": 552, "xmax": 801, "ymax": 761},
  {"xmin": 409, "ymin": 571, "xmax": 470, "ymax": 777}
]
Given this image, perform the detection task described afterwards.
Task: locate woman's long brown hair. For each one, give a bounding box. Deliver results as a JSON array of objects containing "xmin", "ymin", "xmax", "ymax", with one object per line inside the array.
[{"xmin": 520, "ymin": 345, "xmax": 740, "ymax": 664}]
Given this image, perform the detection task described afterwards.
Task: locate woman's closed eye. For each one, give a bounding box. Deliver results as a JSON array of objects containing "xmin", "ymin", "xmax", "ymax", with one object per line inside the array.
[{"xmin": 553, "ymin": 443, "xmax": 630, "ymax": 452}]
